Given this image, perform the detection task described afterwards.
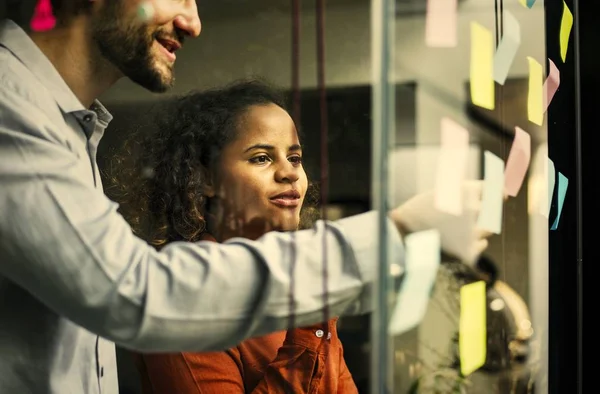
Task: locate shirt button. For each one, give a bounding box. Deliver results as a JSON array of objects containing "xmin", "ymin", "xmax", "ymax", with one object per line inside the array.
[
  {"xmin": 83, "ymin": 114, "xmax": 93, "ymax": 122},
  {"xmin": 100, "ymin": 367, "xmax": 104, "ymax": 377},
  {"xmin": 315, "ymin": 329, "xmax": 324, "ymax": 338}
]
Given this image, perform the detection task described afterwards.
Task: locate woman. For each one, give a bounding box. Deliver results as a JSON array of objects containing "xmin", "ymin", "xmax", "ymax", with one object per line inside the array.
[{"xmin": 112, "ymin": 80, "xmax": 358, "ymax": 393}]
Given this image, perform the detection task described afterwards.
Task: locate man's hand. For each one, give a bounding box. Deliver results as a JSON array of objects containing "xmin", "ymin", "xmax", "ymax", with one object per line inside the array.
[{"xmin": 389, "ymin": 180, "xmax": 493, "ymax": 265}]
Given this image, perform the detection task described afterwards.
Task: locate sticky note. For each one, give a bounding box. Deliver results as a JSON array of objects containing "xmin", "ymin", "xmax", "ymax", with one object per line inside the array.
[
  {"xmin": 459, "ymin": 281, "xmax": 487, "ymax": 376},
  {"xmin": 137, "ymin": 2, "xmax": 155, "ymax": 21},
  {"xmin": 533, "ymin": 157, "xmax": 556, "ymax": 218},
  {"xmin": 30, "ymin": 0, "xmax": 56, "ymax": 32},
  {"xmin": 504, "ymin": 127, "xmax": 531, "ymax": 197},
  {"xmin": 434, "ymin": 118, "xmax": 470, "ymax": 215},
  {"xmin": 544, "ymin": 158, "xmax": 556, "ymax": 218},
  {"xmin": 425, "ymin": 0, "xmax": 458, "ymax": 47},
  {"xmin": 470, "ymin": 22, "xmax": 495, "ymax": 110},
  {"xmin": 551, "ymin": 172, "xmax": 568, "ymax": 230},
  {"xmin": 518, "ymin": 0, "xmax": 536, "ymax": 8},
  {"xmin": 527, "ymin": 57, "xmax": 544, "ymax": 126},
  {"xmin": 560, "ymin": 1, "xmax": 573, "ymax": 62},
  {"xmin": 477, "ymin": 151, "xmax": 504, "ymax": 234},
  {"xmin": 543, "ymin": 59, "xmax": 561, "ymax": 112},
  {"xmin": 389, "ymin": 229, "xmax": 441, "ymax": 336},
  {"xmin": 493, "ymin": 11, "xmax": 521, "ymax": 85}
]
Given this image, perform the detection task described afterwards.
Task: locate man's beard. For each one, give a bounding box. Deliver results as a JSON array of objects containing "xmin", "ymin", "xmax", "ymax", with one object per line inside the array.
[{"xmin": 91, "ymin": 2, "xmax": 175, "ymax": 93}]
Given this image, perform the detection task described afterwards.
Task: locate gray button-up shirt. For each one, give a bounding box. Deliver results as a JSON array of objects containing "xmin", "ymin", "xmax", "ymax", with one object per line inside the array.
[{"xmin": 0, "ymin": 20, "xmax": 403, "ymax": 393}]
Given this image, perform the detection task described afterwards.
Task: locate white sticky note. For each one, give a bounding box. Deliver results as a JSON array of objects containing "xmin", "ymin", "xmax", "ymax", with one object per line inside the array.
[
  {"xmin": 477, "ymin": 151, "xmax": 505, "ymax": 234},
  {"xmin": 434, "ymin": 118, "xmax": 470, "ymax": 215},
  {"xmin": 494, "ymin": 11, "xmax": 521, "ymax": 85},
  {"xmin": 459, "ymin": 281, "xmax": 487, "ymax": 376},
  {"xmin": 504, "ymin": 127, "xmax": 531, "ymax": 197},
  {"xmin": 542, "ymin": 158, "xmax": 556, "ymax": 218},
  {"xmin": 425, "ymin": 0, "xmax": 458, "ymax": 47},
  {"xmin": 389, "ymin": 229, "xmax": 441, "ymax": 336}
]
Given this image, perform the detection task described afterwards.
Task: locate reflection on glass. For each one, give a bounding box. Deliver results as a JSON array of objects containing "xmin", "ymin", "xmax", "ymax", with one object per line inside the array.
[{"xmin": 372, "ymin": 0, "xmax": 559, "ymax": 392}]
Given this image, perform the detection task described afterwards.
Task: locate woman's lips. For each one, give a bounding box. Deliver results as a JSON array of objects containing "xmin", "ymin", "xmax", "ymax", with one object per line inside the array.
[{"xmin": 269, "ymin": 197, "xmax": 300, "ymax": 208}]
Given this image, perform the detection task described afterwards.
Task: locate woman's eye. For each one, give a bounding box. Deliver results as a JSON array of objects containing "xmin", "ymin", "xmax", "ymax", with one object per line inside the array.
[
  {"xmin": 289, "ymin": 156, "xmax": 303, "ymax": 164},
  {"xmin": 250, "ymin": 155, "xmax": 271, "ymax": 164}
]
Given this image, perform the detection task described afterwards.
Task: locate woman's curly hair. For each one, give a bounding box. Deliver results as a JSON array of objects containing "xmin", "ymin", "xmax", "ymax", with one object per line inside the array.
[{"xmin": 106, "ymin": 79, "xmax": 320, "ymax": 250}]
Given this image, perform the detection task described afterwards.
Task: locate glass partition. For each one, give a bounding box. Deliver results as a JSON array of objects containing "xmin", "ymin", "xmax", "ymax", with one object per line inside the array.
[{"xmin": 371, "ymin": 0, "xmax": 580, "ymax": 393}]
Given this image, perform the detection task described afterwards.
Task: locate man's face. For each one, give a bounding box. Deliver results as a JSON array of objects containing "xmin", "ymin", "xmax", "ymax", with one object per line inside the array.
[{"xmin": 91, "ymin": 0, "xmax": 201, "ymax": 92}]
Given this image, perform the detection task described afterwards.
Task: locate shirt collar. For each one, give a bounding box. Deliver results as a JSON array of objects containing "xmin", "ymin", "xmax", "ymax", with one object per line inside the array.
[{"xmin": 0, "ymin": 19, "xmax": 110, "ymax": 119}]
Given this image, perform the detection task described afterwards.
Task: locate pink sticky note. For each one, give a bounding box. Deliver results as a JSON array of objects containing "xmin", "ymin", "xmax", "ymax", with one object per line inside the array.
[
  {"xmin": 504, "ymin": 127, "xmax": 531, "ymax": 197},
  {"xmin": 543, "ymin": 59, "xmax": 560, "ymax": 112},
  {"xmin": 434, "ymin": 117, "xmax": 470, "ymax": 215},
  {"xmin": 30, "ymin": 0, "xmax": 56, "ymax": 32},
  {"xmin": 425, "ymin": 0, "xmax": 458, "ymax": 47}
]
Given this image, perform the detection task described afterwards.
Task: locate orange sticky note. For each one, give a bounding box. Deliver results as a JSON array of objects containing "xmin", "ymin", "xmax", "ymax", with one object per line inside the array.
[
  {"xmin": 560, "ymin": 1, "xmax": 573, "ymax": 62},
  {"xmin": 543, "ymin": 59, "xmax": 560, "ymax": 112},
  {"xmin": 30, "ymin": 0, "xmax": 56, "ymax": 32},
  {"xmin": 470, "ymin": 22, "xmax": 495, "ymax": 110},
  {"xmin": 459, "ymin": 281, "xmax": 487, "ymax": 376},
  {"xmin": 504, "ymin": 127, "xmax": 531, "ymax": 197},
  {"xmin": 527, "ymin": 57, "xmax": 544, "ymax": 126},
  {"xmin": 425, "ymin": 0, "xmax": 458, "ymax": 47},
  {"xmin": 434, "ymin": 118, "xmax": 470, "ymax": 215}
]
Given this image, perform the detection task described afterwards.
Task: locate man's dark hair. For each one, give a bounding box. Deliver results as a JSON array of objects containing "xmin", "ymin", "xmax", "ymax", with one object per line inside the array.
[{"xmin": 50, "ymin": 0, "xmax": 93, "ymax": 24}]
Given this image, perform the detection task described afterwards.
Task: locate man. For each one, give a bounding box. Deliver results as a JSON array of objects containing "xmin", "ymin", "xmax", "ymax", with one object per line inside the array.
[{"xmin": 0, "ymin": 1, "xmax": 489, "ymax": 392}]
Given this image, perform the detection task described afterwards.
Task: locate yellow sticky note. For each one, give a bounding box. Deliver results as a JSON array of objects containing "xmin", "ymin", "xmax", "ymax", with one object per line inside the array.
[
  {"xmin": 560, "ymin": 1, "xmax": 573, "ymax": 62},
  {"xmin": 459, "ymin": 281, "xmax": 487, "ymax": 376},
  {"xmin": 470, "ymin": 22, "xmax": 495, "ymax": 110},
  {"xmin": 527, "ymin": 57, "xmax": 543, "ymax": 126}
]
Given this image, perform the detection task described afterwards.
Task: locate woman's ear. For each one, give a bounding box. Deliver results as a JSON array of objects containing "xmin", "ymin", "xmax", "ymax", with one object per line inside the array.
[
  {"xmin": 202, "ymin": 172, "xmax": 217, "ymax": 198},
  {"xmin": 202, "ymin": 183, "xmax": 216, "ymax": 198}
]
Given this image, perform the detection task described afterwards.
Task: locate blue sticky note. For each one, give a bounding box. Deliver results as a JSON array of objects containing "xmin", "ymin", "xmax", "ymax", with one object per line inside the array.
[
  {"xmin": 551, "ymin": 172, "xmax": 568, "ymax": 230},
  {"xmin": 519, "ymin": 0, "xmax": 536, "ymax": 8},
  {"xmin": 388, "ymin": 229, "xmax": 441, "ymax": 336}
]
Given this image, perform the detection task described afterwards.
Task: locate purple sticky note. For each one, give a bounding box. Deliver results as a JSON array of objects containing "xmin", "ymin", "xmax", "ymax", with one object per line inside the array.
[
  {"xmin": 504, "ymin": 127, "xmax": 531, "ymax": 197},
  {"xmin": 30, "ymin": 0, "xmax": 56, "ymax": 32}
]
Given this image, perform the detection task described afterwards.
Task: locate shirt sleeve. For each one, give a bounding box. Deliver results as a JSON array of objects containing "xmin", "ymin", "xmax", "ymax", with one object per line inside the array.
[{"xmin": 0, "ymin": 82, "xmax": 405, "ymax": 353}]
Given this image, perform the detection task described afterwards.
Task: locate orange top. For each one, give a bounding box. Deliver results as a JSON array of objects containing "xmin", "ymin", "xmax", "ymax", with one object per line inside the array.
[{"xmin": 132, "ymin": 235, "xmax": 358, "ymax": 394}]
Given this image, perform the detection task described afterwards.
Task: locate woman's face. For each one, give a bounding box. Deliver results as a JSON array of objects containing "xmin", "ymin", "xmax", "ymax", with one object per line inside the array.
[{"xmin": 210, "ymin": 103, "xmax": 308, "ymax": 237}]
